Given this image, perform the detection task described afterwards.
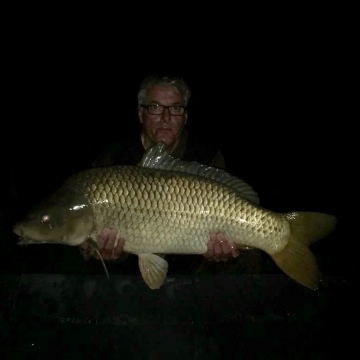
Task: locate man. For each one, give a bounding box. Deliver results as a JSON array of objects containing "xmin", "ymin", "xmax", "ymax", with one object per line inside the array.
[{"xmin": 80, "ymin": 74, "xmax": 249, "ymax": 271}]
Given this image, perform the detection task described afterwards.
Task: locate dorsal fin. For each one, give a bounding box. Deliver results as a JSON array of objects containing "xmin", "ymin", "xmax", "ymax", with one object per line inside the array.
[{"xmin": 138, "ymin": 143, "xmax": 259, "ymax": 204}]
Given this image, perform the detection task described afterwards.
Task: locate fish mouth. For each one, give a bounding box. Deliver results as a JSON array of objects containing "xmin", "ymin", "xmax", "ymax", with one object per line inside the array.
[
  {"xmin": 17, "ymin": 237, "xmax": 47, "ymax": 245},
  {"xmin": 13, "ymin": 224, "xmax": 45, "ymax": 245}
]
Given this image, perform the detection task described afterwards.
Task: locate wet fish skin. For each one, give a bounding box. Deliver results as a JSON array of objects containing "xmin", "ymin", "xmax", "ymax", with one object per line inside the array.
[{"xmin": 13, "ymin": 143, "xmax": 337, "ymax": 290}]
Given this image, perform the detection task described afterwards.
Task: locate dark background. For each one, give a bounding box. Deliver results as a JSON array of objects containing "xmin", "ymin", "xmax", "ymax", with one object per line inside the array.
[{"xmin": 2, "ymin": 25, "xmax": 352, "ymax": 279}]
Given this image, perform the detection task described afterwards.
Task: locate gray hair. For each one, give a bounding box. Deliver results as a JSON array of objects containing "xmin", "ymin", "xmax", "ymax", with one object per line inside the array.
[{"xmin": 137, "ymin": 74, "xmax": 191, "ymax": 107}]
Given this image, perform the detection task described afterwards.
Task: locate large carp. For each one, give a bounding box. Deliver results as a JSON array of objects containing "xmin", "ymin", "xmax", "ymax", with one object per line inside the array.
[{"xmin": 13, "ymin": 143, "xmax": 336, "ymax": 290}]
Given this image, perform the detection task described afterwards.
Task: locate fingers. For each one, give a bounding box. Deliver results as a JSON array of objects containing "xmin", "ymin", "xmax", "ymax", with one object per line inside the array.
[
  {"xmin": 229, "ymin": 242, "xmax": 240, "ymax": 258},
  {"xmin": 98, "ymin": 228, "xmax": 114, "ymax": 250},
  {"xmin": 79, "ymin": 228, "xmax": 125, "ymax": 261},
  {"xmin": 79, "ymin": 240, "xmax": 92, "ymax": 260},
  {"xmin": 80, "ymin": 241, "xmax": 90, "ymax": 251},
  {"xmin": 100, "ymin": 228, "xmax": 125, "ymax": 260},
  {"xmin": 204, "ymin": 233, "xmax": 240, "ymax": 262},
  {"xmin": 214, "ymin": 233, "xmax": 231, "ymax": 258},
  {"xmin": 114, "ymin": 238, "xmax": 125, "ymax": 258}
]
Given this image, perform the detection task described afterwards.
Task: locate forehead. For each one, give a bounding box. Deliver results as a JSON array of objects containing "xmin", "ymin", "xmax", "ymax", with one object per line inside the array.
[{"xmin": 146, "ymin": 85, "xmax": 182, "ymax": 103}]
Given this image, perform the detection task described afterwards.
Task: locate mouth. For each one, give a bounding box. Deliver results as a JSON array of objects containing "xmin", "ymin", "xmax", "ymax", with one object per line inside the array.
[
  {"xmin": 156, "ymin": 127, "xmax": 173, "ymax": 133},
  {"xmin": 155, "ymin": 128, "xmax": 174, "ymax": 139}
]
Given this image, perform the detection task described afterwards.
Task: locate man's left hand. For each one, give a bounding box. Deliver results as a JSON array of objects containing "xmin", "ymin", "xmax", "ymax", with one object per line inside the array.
[{"xmin": 203, "ymin": 233, "xmax": 240, "ymax": 262}]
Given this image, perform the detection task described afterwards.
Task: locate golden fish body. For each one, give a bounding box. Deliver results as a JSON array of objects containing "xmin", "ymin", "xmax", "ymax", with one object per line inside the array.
[
  {"xmin": 13, "ymin": 143, "xmax": 337, "ymax": 291},
  {"xmin": 86, "ymin": 166, "xmax": 288, "ymax": 256}
]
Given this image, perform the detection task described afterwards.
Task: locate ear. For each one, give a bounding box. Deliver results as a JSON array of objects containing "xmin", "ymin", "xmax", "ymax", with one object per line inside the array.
[
  {"xmin": 184, "ymin": 112, "xmax": 188, "ymax": 125},
  {"xmin": 138, "ymin": 108, "xmax": 143, "ymax": 124}
]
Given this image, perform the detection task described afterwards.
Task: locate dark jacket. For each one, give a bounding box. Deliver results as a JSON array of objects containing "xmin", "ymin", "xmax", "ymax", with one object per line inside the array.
[{"xmin": 92, "ymin": 128, "xmax": 226, "ymax": 169}]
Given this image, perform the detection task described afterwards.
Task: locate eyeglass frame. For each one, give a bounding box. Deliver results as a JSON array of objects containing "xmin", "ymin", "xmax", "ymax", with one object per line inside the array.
[{"xmin": 140, "ymin": 104, "xmax": 187, "ymax": 116}]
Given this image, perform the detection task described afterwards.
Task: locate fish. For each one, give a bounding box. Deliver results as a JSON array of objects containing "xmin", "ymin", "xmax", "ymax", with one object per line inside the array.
[{"xmin": 13, "ymin": 143, "xmax": 337, "ymax": 291}]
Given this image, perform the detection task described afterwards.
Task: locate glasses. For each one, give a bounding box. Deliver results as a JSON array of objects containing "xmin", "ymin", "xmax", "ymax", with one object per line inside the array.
[{"xmin": 141, "ymin": 104, "xmax": 187, "ymax": 116}]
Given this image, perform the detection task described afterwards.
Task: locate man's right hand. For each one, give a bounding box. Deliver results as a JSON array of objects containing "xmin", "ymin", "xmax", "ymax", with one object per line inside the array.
[{"xmin": 80, "ymin": 228, "xmax": 125, "ymax": 260}]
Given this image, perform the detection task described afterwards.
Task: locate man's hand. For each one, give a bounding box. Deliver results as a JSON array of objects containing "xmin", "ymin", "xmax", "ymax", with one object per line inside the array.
[
  {"xmin": 203, "ymin": 232, "xmax": 240, "ymax": 262},
  {"xmin": 79, "ymin": 228, "xmax": 125, "ymax": 260}
]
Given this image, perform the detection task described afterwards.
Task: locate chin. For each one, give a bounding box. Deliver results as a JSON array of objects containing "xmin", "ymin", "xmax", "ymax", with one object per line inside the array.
[{"xmin": 155, "ymin": 136, "xmax": 174, "ymax": 146}]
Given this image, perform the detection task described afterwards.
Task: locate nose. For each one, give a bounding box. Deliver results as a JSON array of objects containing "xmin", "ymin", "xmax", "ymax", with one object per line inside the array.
[{"xmin": 161, "ymin": 107, "xmax": 171, "ymax": 122}]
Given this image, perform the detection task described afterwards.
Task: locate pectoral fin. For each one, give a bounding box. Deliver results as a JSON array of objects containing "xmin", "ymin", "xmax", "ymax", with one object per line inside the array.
[{"xmin": 138, "ymin": 254, "xmax": 168, "ymax": 290}]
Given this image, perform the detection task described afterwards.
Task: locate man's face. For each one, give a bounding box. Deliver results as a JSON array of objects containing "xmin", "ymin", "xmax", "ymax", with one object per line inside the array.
[{"xmin": 139, "ymin": 85, "xmax": 187, "ymax": 152}]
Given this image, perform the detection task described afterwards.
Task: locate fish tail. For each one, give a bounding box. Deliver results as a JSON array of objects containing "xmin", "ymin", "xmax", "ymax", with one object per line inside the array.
[{"xmin": 271, "ymin": 212, "xmax": 337, "ymax": 290}]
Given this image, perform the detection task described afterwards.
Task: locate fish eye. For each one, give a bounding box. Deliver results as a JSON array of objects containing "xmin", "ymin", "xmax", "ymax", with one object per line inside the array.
[{"xmin": 41, "ymin": 213, "xmax": 50, "ymax": 223}]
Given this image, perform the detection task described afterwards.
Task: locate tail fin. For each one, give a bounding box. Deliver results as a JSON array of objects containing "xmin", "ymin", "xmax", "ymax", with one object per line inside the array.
[{"xmin": 271, "ymin": 212, "xmax": 337, "ymax": 290}]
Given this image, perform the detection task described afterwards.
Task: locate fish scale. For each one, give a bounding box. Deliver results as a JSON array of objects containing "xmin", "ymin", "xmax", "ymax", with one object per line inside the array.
[{"xmin": 77, "ymin": 165, "xmax": 288, "ymax": 255}]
